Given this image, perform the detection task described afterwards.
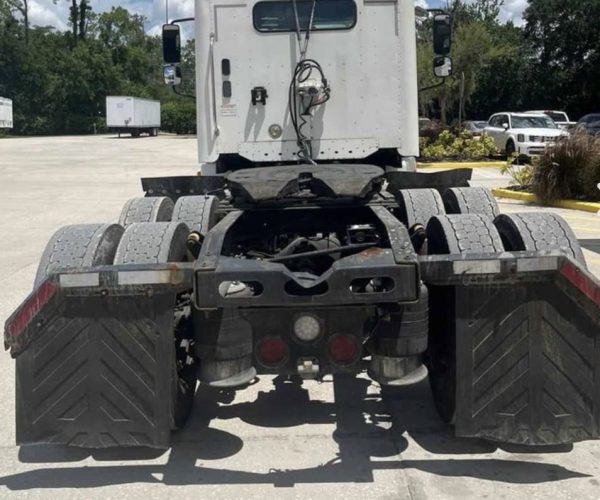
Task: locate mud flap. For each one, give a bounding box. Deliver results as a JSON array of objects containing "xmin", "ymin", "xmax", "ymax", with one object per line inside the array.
[
  {"xmin": 453, "ymin": 281, "xmax": 600, "ymax": 445},
  {"xmin": 15, "ymin": 291, "xmax": 178, "ymax": 449}
]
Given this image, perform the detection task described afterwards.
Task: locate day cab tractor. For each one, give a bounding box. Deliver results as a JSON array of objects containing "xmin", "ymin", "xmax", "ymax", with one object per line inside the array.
[{"xmin": 5, "ymin": 0, "xmax": 600, "ymax": 449}]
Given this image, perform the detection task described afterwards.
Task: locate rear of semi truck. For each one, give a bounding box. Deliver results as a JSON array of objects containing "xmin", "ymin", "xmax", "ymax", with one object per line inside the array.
[
  {"xmin": 5, "ymin": 0, "xmax": 600, "ymax": 450},
  {"xmin": 106, "ymin": 96, "xmax": 161, "ymax": 137}
]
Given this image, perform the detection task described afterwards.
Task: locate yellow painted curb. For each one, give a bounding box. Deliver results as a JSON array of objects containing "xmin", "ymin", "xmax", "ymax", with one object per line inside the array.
[
  {"xmin": 492, "ymin": 188, "xmax": 600, "ymax": 215},
  {"xmin": 418, "ymin": 161, "xmax": 506, "ymax": 170}
]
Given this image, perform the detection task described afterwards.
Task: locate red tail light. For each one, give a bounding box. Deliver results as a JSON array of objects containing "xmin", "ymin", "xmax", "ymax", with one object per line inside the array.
[
  {"xmin": 257, "ymin": 337, "xmax": 288, "ymax": 365},
  {"xmin": 6, "ymin": 280, "xmax": 58, "ymax": 338},
  {"xmin": 328, "ymin": 335, "xmax": 359, "ymax": 365},
  {"xmin": 560, "ymin": 262, "xmax": 600, "ymax": 307}
]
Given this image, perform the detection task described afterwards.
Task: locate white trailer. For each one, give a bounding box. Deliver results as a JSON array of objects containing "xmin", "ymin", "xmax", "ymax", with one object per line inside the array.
[
  {"xmin": 106, "ymin": 96, "xmax": 160, "ymax": 137},
  {"xmin": 0, "ymin": 97, "xmax": 13, "ymax": 129}
]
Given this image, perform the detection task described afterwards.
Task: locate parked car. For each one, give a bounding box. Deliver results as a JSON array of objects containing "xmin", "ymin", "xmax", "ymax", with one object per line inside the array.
[
  {"xmin": 484, "ymin": 112, "xmax": 568, "ymax": 157},
  {"xmin": 577, "ymin": 114, "xmax": 600, "ymax": 136},
  {"xmin": 526, "ymin": 110, "xmax": 575, "ymax": 130},
  {"xmin": 419, "ymin": 117, "xmax": 432, "ymax": 133},
  {"xmin": 463, "ymin": 120, "xmax": 488, "ymax": 138}
]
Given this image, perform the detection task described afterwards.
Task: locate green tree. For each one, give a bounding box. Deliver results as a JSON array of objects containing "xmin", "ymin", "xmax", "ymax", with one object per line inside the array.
[
  {"xmin": 524, "ymin": 0, "xmax": 600, "ymax": 118},
  {"xmin": 418, "ymin": 0, "xmax": 526, "ymax": 124}
]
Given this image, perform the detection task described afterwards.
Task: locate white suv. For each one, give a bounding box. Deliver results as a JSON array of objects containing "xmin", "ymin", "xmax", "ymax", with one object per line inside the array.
[{"xmin": 484, "ymin": 113, "xmax": 568, "ymax": 158}]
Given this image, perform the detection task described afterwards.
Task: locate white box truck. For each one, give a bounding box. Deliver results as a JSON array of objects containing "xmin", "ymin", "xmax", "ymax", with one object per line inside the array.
[
  {"xmin": 106, "ymin": 96, "xmax": 160, "ymax": 137},
  {"xmin": 0, "ymin": 97, "xmax": 13, "ymax": 129}
]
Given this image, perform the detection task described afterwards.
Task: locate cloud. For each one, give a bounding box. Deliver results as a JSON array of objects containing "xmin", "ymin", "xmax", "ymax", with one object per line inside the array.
[
  {"xmin": 24, "ymin": 0, "xmax": 196, "ymax": 40},
  {"xmin": 28, "ymin": 0, "xmax": 68, "ymax": 30},
  {"xmin": 498, "ymin": 0, "xmax": 528, "ymax": 26}
]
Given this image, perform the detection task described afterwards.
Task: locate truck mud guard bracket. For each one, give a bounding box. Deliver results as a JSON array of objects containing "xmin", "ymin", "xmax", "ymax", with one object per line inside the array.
[
  {"xmin": 141, "ymin": 175, "xmax": 226, "ymax": 200},
  {"xmin": 421, "ymin": 253, "xmax": 600, "ymax": 445},
  {"xmin": 385, "ymin": 168, "xmax": 472, "ymax": 195}
]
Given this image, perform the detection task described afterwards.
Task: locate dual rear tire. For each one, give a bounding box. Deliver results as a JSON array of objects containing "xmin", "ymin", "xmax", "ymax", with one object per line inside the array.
[
  {"xmin": 36, "ymin": 195, "xmax": 222, "ymax": 427},
  {"xmin": 34, "ymin": 219, "xmax": 197, "ymax": 429},
  {"xmin": 425, "ymin": 211, "xmax": 586, "ymax": 423},
  {"xmin": 395, "ymin": 187, "xmax": 500, "ymax": 231},
  {"xmin": 118, "ymin": 195, "xmax": 219, "ymax": 236}
]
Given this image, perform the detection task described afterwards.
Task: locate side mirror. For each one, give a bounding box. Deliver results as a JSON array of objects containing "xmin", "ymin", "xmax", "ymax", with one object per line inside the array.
[
  {"xmin": 162, "ymin": 24, "xmax": 181, "ymax": 64},
  {"xmin": 433, "ymin": 56, "xmax": 452, "ymax": 78},
  {"xmin": 433, "ymin": 14, "xmax": 452, "ymax": 56},
  {"xmin": 163, "ymin": 64, "xmax": 182, "ymax": 86},
  {"xmin": 502, "ymin": 123, "xmax": 509, "ymax": 130}
]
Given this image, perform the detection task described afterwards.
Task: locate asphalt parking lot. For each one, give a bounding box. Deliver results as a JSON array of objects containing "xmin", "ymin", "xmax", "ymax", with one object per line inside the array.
[{"xmin": 0, "ymin": 135, "xmax": 599, "ymax": 499}]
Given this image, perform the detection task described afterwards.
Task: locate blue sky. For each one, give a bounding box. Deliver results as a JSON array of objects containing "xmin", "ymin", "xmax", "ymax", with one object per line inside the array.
[{"xmin": 27, "ymin": 0, "xmax": 527, "ymax": 35}]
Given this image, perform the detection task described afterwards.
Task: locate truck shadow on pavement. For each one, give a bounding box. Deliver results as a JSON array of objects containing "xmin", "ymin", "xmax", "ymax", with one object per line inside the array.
[{"xmin": 0, "ymin": 376, "xmax": 588, "ymax": 490}]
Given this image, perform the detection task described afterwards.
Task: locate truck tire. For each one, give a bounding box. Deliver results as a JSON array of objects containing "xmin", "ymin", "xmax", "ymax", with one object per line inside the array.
[
  {"xmin": 425, "ymin": 214, "xmax": 503, "ymax": 424},
  {"xmin": 118, "ymin": 197, "xmax": 174, "ymax": 228},
  {"xmin": 114, "ymin": 222, "xmax": 189, "ymax": 264},
  {"xmin": 113, "ymin": 221, "xmax": 194, "ymax": 428},
  {"xmin": 505, "ymin": 139, "xmax": 516, "ymax": 157},
  {"xmin": 427, "ymin": 214, "xmax": 504, "ymax": 255},
  {"xmin": 443, "ymin": 187, "xmax": 499, "ymax": 218},
  {"xmin": 34, "ymin": 223, "xmax": 124, "ymax": 288},
  {"xmin": 494, "ymin": 213, "xmax": 586, "ymax": 267},
  {"xmin": 427, "ymin": 285, "xmax": 456, "ymax": 424},
  {"xmin": 395, "ymin": 188, "xmax": 446, "ymax": 229},
  {"xmin": 172, "ymin": 195, "xmax": 219, "ymax": 235}
]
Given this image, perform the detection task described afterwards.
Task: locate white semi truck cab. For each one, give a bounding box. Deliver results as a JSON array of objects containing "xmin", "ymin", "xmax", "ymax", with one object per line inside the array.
[{"xmin": 162, "ymin": 0, "xmax": 452, "ymax": 174}]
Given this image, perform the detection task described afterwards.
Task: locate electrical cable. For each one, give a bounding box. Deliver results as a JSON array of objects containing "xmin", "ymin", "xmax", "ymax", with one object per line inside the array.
[
  {"xmin": 289, "ymin": 0, "xmax": 330, "ymax": 165},
  {"xmin": 288, "ymin": 59, "xmax": 330, "ymax": 164}
]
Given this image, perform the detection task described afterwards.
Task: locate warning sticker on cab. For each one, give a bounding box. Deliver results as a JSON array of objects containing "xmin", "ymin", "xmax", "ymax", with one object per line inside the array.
[{"xmin": 220, "ymin": 104, "xmax": 238, "ymax": 117}]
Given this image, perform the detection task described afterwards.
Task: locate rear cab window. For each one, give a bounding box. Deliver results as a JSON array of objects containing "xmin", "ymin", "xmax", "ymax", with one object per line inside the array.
[
  {"xmin": 545, "ymin": 112, "xmax": 568, "ymax": 122},
  {"xmin": 253, "ymin": 0, "xmax": 357, "ymax": 32}
]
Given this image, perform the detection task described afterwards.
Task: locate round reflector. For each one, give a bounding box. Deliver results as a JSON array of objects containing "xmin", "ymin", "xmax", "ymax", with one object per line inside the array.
[
  {"xmin": 329, "ymin": 335, "xmax": 359, "ymax": 365},
  {"xmin": 293, "ymin": 314, "xmax": 322, "ymax": 342},
  {"xmin": 257, "ymin": 337, "xmax": 288, "ymax": 365}
]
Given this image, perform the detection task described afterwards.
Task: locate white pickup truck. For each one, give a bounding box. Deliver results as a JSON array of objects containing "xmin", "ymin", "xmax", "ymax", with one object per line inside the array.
[{"xmin": 526, "ymin": 110, "xmax": 576, "ymax": 130}]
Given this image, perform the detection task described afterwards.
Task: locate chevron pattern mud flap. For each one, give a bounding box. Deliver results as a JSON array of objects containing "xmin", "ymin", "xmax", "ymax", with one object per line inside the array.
[
  {"xmin": 15, "ymin": 293, "xmax": 177, "ymax": 448},
  {"xmin": 453, "ymin": 282, "xmax": 600, "ymax": 445}
]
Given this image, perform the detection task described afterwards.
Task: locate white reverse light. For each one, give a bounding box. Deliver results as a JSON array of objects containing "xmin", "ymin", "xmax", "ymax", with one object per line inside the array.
[{"xmin": 293, "ymin": 314, "xmax": 322, "ymax": 342}]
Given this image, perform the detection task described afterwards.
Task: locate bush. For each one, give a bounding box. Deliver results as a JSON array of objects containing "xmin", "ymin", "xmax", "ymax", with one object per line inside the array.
[
  {"xmin": 420, "ymin": 130, "xmax": 499, "ymax": 161},
  {"xmin": 533, "ymin": 130, "xmax": 600, "ymax": 202},
  {"xmin": 161, "ymin": 100, "xmax": 197, "ymax": 135},
  {"xmin": 501, "ymin": 155, "xmax": 534, "ymax": 187}
]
